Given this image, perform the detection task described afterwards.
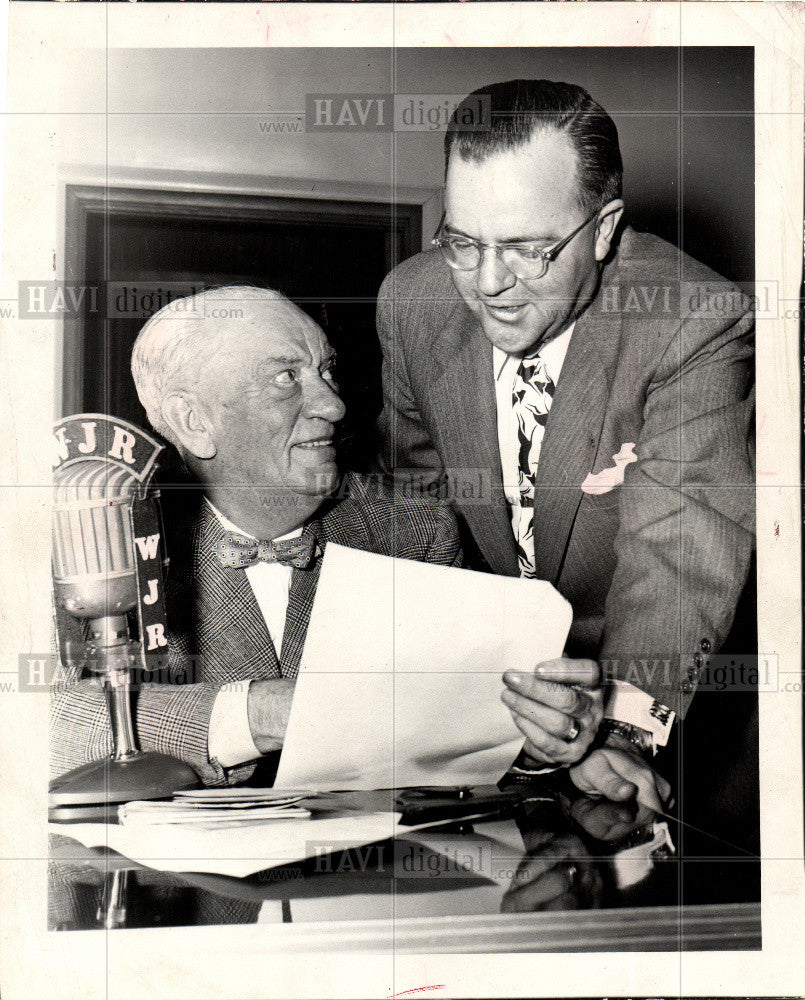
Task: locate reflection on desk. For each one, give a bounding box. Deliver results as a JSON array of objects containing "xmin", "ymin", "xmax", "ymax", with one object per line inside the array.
[{"xmin": 49, "ymin": 776, "xmax": 760, "ymax": 952}]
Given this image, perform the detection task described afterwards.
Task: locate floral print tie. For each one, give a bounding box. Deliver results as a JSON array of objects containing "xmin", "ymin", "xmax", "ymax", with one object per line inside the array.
[{"xmin": 512, "ymin": 356, "xmax": 555, "ymax": 578}]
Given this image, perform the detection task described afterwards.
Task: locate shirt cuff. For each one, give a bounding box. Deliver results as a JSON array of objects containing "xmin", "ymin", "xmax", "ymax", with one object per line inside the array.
[
  {"xmin": 208, "ymin": 682, "xmax": 263, "ymax": 768},
  {"xmin": 604, "ymin": 679, "xmax": 676, "ymax": 749}
]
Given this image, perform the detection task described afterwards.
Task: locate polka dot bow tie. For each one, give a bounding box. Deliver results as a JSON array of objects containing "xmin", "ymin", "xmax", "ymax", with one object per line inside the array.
[{"xmin": 214, "ymin": 530, "xmax": 318, "ymax": 570}]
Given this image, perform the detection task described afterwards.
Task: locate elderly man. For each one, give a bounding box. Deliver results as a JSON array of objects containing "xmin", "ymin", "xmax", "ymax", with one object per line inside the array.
[
  {"xmin": 51, "ymin": 287, "xmax": 460, "ymax": 786},
  {"xmin": 377, "ymin": 79, "xmax": 755, "ymax": 807}
]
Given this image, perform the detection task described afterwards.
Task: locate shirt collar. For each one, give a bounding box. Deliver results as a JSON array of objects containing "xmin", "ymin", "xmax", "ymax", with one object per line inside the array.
[
  {"xmin": 492, "ymin": 321, "xmax": 576, "ymax": 385},
  {"xmin": 205, "ymin": 497, "xmax": 303, "ymax": 543}
]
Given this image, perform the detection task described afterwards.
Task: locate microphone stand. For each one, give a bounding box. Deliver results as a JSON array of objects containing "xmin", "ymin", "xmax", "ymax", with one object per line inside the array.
[
  {"xmin": 49, "ymin": 614, "xmax": 199, "ymax": 822},
  {"xmin": 96, "ymin": 616, "xmax": 140, "ymax": 763}
]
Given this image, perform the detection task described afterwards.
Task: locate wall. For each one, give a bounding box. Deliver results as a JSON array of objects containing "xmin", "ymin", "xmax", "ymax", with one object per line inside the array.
[{"xmin": 54, "ymin": 46, "xmax": 753, "ymax": 280}]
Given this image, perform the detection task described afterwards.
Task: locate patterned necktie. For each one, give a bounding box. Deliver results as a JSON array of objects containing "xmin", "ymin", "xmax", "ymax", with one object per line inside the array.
[
  {"xmin": 214, "ymin": 530, "xmax": 318, "ymax": 570},
  {"xmin": 511, "ymin": 356, "xmax": 555, "ymax": 578}
]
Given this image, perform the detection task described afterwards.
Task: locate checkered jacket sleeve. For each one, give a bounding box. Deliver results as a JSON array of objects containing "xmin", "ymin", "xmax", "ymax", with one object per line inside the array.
[
  {"xmin": 50, "ymin": 672, "xmax": 225, "ymax": 785},
  {"xmin": 321, "ymin": 473, "xmax": 463, "ymax": 568}
]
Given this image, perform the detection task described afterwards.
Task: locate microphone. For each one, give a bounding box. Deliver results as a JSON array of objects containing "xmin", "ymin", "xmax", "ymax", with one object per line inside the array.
[
  {"xmin": 49, "ymin": 414, "xmax": 198, "ymax": 820},
  {"xmin": 53, "ymin": 455, "xmax": 141, "ymax": 617}
]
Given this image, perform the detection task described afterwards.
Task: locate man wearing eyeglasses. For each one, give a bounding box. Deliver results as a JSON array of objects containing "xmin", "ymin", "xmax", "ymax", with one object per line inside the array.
[{"xmin": 376, "ymin": 79, "xmax": 754, "ymax": 808}]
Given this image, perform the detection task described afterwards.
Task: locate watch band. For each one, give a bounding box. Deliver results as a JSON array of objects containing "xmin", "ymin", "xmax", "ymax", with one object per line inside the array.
[{"xmin": 600, "ymin": 718, "xmax": 655, "ymax": 755}]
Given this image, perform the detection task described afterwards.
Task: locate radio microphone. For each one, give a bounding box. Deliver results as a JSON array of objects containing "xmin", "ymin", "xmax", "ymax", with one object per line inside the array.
[{"xmin": 49, "ymin": 414, "xmax": 198, "ymax": 820}]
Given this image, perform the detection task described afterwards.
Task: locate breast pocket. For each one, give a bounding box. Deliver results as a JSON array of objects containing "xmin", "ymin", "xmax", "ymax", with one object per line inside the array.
[{"xmin": 579, "ymin": 487, "xmax": 622, "ymax": 512}]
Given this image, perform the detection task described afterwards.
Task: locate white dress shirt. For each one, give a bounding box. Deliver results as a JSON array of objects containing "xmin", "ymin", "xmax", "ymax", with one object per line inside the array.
[
  {"xmin": 206, "ymin": 500, "xmax": 303, "ymax": 767},
  {"xmin": 492, "ymin": 326, "xmax": 673, "ymax": 747}
]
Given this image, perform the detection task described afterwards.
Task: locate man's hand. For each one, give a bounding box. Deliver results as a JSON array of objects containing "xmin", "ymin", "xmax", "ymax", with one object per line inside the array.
[
  {"xmin": 501, "ymin": 658, "xmax": 604, "ymax": 766},
  {"xmin": 569, "ymin": 734, "xmax": 672, "ymax": 813},
  {"xmin": 246, "ymin": 678, "xmax": 295, "ymax": 754},
  {"xmin": 500, "ymin": 831, "xmax": 602, "ymax": 914},
  {"xmin": 568, "ymin": 793, "xmax": 658, "ymax": 843}
]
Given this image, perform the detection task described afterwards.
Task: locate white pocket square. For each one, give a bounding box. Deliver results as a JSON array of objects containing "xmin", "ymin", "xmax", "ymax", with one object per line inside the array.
[{"xmin": 581, "ymin": 442, "xmax": 637, "ymax": 495}]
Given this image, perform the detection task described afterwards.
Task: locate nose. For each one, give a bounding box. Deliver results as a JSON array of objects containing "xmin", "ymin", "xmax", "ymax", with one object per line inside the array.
[
  {"xmin": 475, "ymin": 245, "xmax": 517, "ymax": 298},
  {"xmin": 304, "ymin": 373, "xmax": 346, "ymax": 424}
]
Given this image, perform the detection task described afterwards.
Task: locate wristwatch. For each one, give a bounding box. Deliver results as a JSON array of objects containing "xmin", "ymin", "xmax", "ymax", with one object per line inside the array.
[{"xmin": 599, "ymin": 718, "xmax": 655, "ymax": 756}]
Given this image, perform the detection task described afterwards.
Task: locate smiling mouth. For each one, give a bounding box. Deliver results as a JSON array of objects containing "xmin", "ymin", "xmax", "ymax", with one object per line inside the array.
[
  {"xmin": 482, "ymin": 302, "xmax": 528, "ymax": 320},
  {"xmin": 295, "ymin": 438, "xmax": 334, "ymax": 450}
]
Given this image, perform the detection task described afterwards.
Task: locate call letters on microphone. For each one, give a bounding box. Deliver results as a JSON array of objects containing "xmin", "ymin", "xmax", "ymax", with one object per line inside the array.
[{"xmin": 53, "ymin": 414, "xmax": 169, "ymax": 667}]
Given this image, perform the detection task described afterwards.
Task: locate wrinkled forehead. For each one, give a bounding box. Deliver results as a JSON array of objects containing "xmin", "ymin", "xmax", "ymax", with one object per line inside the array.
[{"xmin": 234, "ymin": 298, "xmax": 331, "ymax": 361}]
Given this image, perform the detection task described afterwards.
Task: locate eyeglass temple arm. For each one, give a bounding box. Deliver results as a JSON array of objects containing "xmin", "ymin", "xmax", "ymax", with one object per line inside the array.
[
  {"xmin": 431, "ymin": 209, "xmax": 447, "ymax": 242},
  {"xmin": 544, "ymin": 209, "xmax": 601, "ymax": 260}
]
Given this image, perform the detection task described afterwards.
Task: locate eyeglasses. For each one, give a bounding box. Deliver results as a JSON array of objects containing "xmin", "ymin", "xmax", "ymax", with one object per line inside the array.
[{"xmin": 431, "ymin": 207, "xmax": 600, "ymax": 280}]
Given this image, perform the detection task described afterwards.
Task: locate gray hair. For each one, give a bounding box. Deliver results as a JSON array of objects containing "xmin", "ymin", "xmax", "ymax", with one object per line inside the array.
[{"xmin": 131, "ymin": 285, "xmax": 286, "ymax": 448}]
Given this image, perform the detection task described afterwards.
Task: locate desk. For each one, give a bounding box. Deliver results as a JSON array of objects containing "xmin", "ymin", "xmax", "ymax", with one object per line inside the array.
[{"xmin": 48, "ymin": 775, "xmax": 760, "ymax": 953}]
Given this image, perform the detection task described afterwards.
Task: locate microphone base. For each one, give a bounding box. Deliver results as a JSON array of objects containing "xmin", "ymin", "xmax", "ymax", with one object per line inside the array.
[
  {"xmin": 49, "ymin": 803, "xmax": 122, "ymax": 824},
  {"xmin": 48, "ymin": 752, "xmax": 199, "ymax": 814}
]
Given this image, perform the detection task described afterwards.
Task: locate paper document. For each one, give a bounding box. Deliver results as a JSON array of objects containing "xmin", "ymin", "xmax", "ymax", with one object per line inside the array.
[
  {"xmin": 50, "ymin": 812, "xmax": 405, "ymax": 878},
  {"xmin": 274, "ymin": 544, "xmax": 572, "ymax": 790}
]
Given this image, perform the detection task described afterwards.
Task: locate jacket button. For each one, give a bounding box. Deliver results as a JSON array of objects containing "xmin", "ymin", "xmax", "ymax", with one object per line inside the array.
[
  {"xmin": 688, "ymin": 667, "xmax": 698, "ymax": 682},
  {"xmin": 700, "ymin": 638, "xmax": 712, "ymax": 653},
  {"xmin": 680, "ymin": 680, "xmax": 694, "ymax": 694},
  {"xmin": 693, "ymin": 652, "xmax": 703, "ymax": 668}
]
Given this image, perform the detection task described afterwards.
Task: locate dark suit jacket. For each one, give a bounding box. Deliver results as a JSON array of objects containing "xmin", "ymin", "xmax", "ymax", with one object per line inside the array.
[
  {"xmin": 50, "ymin": 473, "xmax": 461, "ymax": 785},
  {"xmin": 376, "ymin": 227, "xmax": 755, "ymax": 716}
]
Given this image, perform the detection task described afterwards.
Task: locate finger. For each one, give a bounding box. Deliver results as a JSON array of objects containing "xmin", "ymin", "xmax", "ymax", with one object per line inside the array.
[
  {"xmin": 570, "ymin": 751, "xmax": 637, "ymax": 801},
  {"xmin": 657, "ymin": 773, "xmax": 672, "ymax": 805},
  {"xmin": 509, "ymin": 710, "xmax": 583, "ymax": 763},
  {"xmin": 511, "ymin": 853, "xmax": 558, "ymax": 886},
  {"xmin": 632, "ymin": 779, "xmax": 668, "ymax": 814},
  {"xmin": 604, "ymin": 753, "xmax": 670, "ymax": 813},
  {"xmin": 541, "ymin": 891, "xmax": 580, "ymax": 912},
  {"xmin": 634, "ymin": 787, "xmax": 664, "ymax": 814},
  {"xmin": 534, "ymin": 658, "xmax": 601, "ymax": 688},
  {"xmin": 520, "ymin": 828, "xmax": 557, "ymax": 854},
  {"xmin": 504, "ymin": 868, "xmax": 575, "ymax": 912},
  {"xmin": 500, "ymin": 687, "xmax": 579, "ymax": 740},
  {"xmin": 570, "ymin": 796, "xmax": 635, "ymax": 840},
  {"xmin": 514, "ymin": 834, "xmax": 577, "ymax": 880},
  {"xmin": 502, "ymin": 672, "xmax": 587, "ymax": 716},
  {"xmin": 633, "ymin": 801, "xmax": 659, "ymax": 827}
]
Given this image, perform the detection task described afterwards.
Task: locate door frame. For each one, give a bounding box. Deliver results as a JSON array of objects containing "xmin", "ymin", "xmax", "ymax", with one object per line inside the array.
[{"xmin": 63, "ymin": 183, "xmax": 425, "ymax": 415}]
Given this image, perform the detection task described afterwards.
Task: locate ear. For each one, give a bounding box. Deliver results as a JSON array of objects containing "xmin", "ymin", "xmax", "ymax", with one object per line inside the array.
[
  {"xmin": 161, "ymin": 392, "xmax": 217, "ymax": 460},
  {"xmin": 594, "ymin": 199, "xmax": 625, "ymax": 262}
]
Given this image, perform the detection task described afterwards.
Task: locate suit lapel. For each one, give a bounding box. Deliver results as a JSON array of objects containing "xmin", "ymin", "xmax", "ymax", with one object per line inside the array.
[
  {"xmin": 430, "ymin": 303, "xmax": 518, "ymax": 576},
  {"xmin": 192, "ymin": 506, "xmax": 281, "ymax": 681},
  {"xmin": 280, "ymin": 524, "xmax": 323, "ymax": 678},
  {"xmin": 531, "ymin": 286, "xmax": 624, "ymax": 583}
]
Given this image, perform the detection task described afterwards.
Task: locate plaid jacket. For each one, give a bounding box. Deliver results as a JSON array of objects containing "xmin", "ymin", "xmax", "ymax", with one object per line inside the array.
[{"xmin": 50, "ymin": 472, "xmax": 461, "ymax": 785}]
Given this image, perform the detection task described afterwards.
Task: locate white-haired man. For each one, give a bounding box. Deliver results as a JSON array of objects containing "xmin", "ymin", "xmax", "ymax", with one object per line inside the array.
[{"xmin": 51, "ymin": 287, "xmax": 461, "ymax": 786}]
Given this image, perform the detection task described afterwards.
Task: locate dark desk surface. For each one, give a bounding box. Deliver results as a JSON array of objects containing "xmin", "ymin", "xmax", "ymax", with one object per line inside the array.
[{"xmin": 49, "ymin": 770, "xmax": 760, "ymax": 952}]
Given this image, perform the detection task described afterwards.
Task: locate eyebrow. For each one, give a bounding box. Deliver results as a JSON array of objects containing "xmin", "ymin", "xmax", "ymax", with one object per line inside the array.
[
  {"xmin": 444, "ymin": 223, "xmax": 558, "ymax": 244},
  {"xmin": 263, "ymin": 355, "xmax": 307, "ymax": 366},
  {"xmin": 258, "ymin": 350, "xmax": 337, "ymax": 369}
]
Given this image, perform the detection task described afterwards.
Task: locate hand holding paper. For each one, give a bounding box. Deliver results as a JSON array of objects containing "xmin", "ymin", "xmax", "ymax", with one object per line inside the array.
[
  {"xmin": 502, "ymin": 657, "xmax": 604, "ymax": 766},
  {"xmin": 274, "ymin": 544, "xmax": 572, "ymax": 790}
]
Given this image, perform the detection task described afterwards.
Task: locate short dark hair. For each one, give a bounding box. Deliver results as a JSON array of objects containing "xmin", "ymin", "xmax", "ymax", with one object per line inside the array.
[{"xmin": 445, "ymin": 79, "xmax": 623, "ymax": 212}]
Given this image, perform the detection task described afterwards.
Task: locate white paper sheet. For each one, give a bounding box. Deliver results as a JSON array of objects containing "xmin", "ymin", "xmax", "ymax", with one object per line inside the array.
[
  {"xmin": 274, "ymin": 544, "xmax": 572, "ymax": 790},
  {"xmin": 50, "ymin": 812, "xmax": 405, "ymax": 878}
]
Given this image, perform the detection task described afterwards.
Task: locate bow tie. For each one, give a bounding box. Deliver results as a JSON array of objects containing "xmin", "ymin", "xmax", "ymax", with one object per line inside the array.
[{"xmin": 214, "ymin": 530, "xmax": 318, "ymax": 570}]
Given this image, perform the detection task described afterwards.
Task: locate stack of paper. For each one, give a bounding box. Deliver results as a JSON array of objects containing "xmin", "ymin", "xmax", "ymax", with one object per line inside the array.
[
  {"xmin": 50, "ymin": 811, "xmax": 409, "ymax": 878},
  {"xmin": 118, "ymin": 788, "xmax": 314, "ymax": 827}
]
